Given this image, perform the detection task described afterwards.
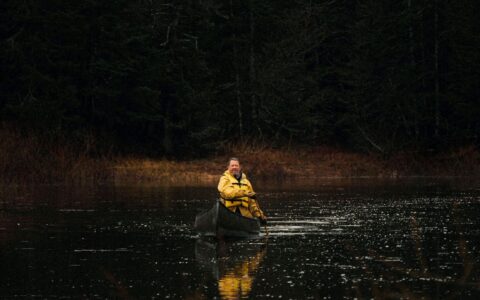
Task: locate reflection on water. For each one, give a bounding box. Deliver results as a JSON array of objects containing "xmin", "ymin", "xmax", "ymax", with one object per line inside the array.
[
  {"xmin": 196, "ymin": 239, "xmax": 267, "ymax": 299},
  {"xmin": 0, "ymin": 179, "xmax": 479, "ymax": 298}
]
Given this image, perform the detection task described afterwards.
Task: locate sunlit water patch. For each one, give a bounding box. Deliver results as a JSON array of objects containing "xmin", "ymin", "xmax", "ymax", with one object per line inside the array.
[{"xmin": 265, "ymin": 216, "xmax": 358, "ymax": 236}]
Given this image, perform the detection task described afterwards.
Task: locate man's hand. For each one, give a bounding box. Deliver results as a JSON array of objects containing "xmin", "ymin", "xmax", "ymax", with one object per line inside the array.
[
  {"xmin": 259, "ymin": 216, "xmax": 267, "ymax": 226},
  {"xmin": 245, "ymin": 191, "xmax": 256, "ymax": 199}
]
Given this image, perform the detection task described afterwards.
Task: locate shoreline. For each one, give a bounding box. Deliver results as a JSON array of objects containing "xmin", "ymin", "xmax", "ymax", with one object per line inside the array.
[
  {"xmin": 112, "ymin": 146, "xmax": 480, "ymax": 186},
  {"xmin": 1, "ymin": 132, "xmax": 479, "ymax": 185}
]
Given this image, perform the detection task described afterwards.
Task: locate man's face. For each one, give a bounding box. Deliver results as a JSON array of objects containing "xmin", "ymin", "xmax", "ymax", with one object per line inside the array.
[{"xmin": 228, "ymin": 160, "xmax": 241, "ymax": 176}]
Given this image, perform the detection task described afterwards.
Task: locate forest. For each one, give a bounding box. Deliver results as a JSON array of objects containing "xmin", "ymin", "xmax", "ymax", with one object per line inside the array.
[{"xmin": 1, "ymin": 0, "xmax": 479, "ymax": 159}]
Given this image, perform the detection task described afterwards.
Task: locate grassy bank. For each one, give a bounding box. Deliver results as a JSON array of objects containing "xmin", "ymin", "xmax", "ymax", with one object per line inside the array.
[
  {"xmin": 114, "ymin": 145, "xmax": 480, "ymax": 185},
  {"xmin": 1, "ymin": 127, "xmax": 479, "ymax": 185},
  {"xmin": 0, "ymin": 127, "xmax": 112, "ymax": 185}
]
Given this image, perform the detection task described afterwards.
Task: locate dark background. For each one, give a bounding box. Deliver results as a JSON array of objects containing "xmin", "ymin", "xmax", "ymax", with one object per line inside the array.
[{"xmin": 1, "ymin": 0, "xmax": 479, "ymax": 157}]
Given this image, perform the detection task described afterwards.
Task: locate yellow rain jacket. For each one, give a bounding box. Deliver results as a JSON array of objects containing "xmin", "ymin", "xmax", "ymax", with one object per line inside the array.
[{"xmin": 217, "ymin": 171, "xmax": 264, "ymax": 219}]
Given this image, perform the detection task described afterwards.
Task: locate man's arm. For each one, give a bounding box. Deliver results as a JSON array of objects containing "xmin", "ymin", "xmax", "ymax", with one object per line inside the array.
[{"xmin": 245, "ymin": 179, "xmax": 256, "ymax": 198}]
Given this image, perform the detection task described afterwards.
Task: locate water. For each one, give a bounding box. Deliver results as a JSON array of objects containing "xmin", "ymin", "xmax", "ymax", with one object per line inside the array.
[{"xmin": 1, "ymin": 179, "xmax": 479, "ymax": 299}]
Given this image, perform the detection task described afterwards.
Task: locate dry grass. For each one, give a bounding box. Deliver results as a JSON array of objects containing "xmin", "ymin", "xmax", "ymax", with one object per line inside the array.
[
  {"xmin": 223, "ymin": 141, "xmax": 388, "ymax": 178},
  {"xmin": 114, "ymin": 144, "xmax": 390, "ymax": 185},
  {"xmin": 113, "ymin": 157, "xmax": 220, "ymax": 186},
  {"xmin": 2, "ymin": 127, "xmax": 478, "ymax": 186},
  {"xmin": 114, "ymin": 143, "xmax": 480, "ymax": 185},
  {"xmin": 0, "ymin": 126, "xmax": 113, "ymax": 185}
]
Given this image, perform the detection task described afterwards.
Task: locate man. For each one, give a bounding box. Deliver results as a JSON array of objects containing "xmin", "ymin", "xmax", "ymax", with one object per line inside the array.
[{"xmin": 218, "ymin": 157, "xmax": 267, "ymax": 224}]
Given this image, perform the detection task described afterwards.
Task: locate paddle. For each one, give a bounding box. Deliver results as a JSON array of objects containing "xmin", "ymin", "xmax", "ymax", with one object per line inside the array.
[
  {"xmin": 255, "ymin": 198, "xmax": 268, "ymax": 236},
  {"xmin": 247, "ymin": 191, "xmax": 269, "ymax": 236},
  {"xmin": 263, "ymin": 221, "xmax": 269, "ymax": 236}
]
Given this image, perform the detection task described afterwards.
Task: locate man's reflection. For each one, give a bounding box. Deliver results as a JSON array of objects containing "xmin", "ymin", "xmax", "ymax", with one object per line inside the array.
[{"xmin": 195, "ymin": 239, "xmax": 267, "ymax": 300}]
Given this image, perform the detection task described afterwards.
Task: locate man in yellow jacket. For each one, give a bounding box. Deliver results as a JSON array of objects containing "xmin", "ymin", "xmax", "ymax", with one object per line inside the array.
[{"xmin": 218, "ymin": 157, "xmax": 267, "ymax": 224}]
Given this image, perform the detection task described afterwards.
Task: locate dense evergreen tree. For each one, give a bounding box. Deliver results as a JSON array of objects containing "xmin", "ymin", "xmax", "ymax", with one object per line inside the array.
[{"xmin": 1, "ymin": 0, "xmax": 478, "ymax": 156}]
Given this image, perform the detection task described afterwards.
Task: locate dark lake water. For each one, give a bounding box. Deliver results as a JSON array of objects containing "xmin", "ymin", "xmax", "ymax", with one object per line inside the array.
[{"xmin": 1, "ymin": 179, "xmax": 480, "ymax": 299}]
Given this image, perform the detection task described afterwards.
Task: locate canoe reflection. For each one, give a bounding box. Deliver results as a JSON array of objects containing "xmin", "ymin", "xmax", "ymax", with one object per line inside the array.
[{"xmin": 195, "ymin": 239, "xmax": 267, "ymax": 299}]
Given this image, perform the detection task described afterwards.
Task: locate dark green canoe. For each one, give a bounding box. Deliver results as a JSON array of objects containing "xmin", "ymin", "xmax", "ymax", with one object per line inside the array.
[{"xmin": 194, "ymin": 201, "xmax": 260, "ymax": 238}]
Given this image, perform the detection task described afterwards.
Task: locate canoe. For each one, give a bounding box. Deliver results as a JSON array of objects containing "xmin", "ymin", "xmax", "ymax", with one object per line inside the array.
[{"xmin": 194, "ymin": 201, "xmax": 260, "ymax": 238}]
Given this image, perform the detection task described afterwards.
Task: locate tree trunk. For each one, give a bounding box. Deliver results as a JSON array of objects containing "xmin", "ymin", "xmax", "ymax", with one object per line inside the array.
[
  {"xmin": 235, "ymin": 69, "xmax": 243, "ymax": 138},
  {"xmin": 163, "ymin": 98, "xmax": 173, "ymax": 155},
  {"xmin": 230, "ymin": 0, "xmax": 243, "ymax": 139},
  {"xmin": 249, "ymin": 0, "xmax": 259, "ymax": 135},
  {"xmin": 408, "ymin": 0, "xmax": 420, "ymax": 139},
  {"xmin": 434, "ymin": 0, "xmax": 440, "ymax": 138}
]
